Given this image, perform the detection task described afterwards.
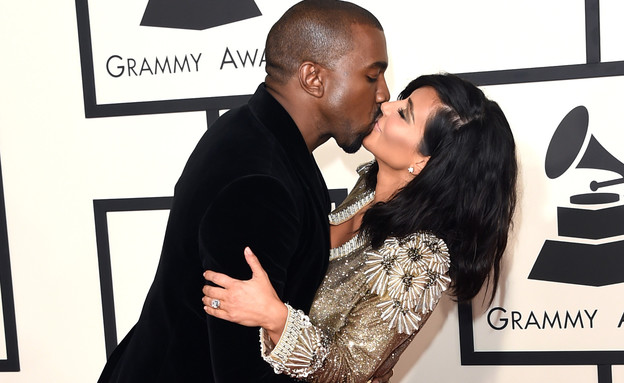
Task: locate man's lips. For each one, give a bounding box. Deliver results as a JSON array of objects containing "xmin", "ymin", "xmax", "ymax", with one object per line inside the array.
[{"xmin": 372, "ymin": 109, "xmax": 382, "ymax": 133}]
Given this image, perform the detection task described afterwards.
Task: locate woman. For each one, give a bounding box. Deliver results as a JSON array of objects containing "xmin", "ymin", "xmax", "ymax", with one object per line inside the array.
[{"xmin": 202, "ymin": 73, "xmax": 517, "ymax": 382}]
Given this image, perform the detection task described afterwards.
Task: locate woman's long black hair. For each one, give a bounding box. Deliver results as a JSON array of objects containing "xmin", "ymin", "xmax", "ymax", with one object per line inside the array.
[{"xmin": 360, "ymin": 73, "xmax": 518, "ymax": 303}]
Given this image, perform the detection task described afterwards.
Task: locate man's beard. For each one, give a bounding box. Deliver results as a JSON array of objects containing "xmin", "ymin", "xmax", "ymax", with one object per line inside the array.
[
  {"xmin": 341, "ymin": 109, "xmax": 380, "ymax": 154},
  {"xmin": 341, "ymin": 133, "xmax": 366, "ymax": 154}
]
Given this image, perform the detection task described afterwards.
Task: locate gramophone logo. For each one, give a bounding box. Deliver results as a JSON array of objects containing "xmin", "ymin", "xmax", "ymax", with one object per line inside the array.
[
  {"xmin": 529, "ymin": 105, "xmax": 624, "ymax": 286},
  {"xmin": 141, "ymin": 0, "xmax": 262, "ymax": 30}
]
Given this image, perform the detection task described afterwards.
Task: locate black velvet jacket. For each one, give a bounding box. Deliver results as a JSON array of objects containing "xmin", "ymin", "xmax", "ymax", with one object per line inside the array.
[{"xmin": 98, "ymin": 84, "xmax": 331, "ymax": 382}]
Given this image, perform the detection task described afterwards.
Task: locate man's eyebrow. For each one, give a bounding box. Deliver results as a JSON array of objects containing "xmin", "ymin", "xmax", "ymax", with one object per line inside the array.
[
  {"xmin": 407, "ymin": 97, "xmax": 414, "ymax": 123},
  {"xmin": 369, "ymin": 61, "xmax": 388, "ymax": 71}
]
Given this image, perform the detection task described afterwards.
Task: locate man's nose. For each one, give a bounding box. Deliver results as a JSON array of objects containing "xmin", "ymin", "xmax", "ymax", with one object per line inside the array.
[{"xmin": 377, "ymin": 75, "xmax": 390, "ymax": 103}]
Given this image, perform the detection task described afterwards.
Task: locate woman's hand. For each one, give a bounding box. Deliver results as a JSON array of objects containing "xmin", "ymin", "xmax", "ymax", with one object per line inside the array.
[
  {"xmin": 371, "ymin": 369, "xmax": 393, "ymax": 383},
  {"xmin": 202, "ymin": 247, "xmax": 288, "ymax": 342}
]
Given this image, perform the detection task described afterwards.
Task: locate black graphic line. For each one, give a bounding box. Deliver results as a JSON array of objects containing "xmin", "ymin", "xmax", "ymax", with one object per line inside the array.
[
  {"xmin": 93, "ymin": 197, "xmax": 173, "ymax": 357},
  {"xmin": 0, "ymin": 156, "xmax": 20, "ymax": 372},
  {"xmin": 75, "ymin": 0, "xmax": 97, "ymax": 118},
  {"xmin": 459, "ymin": 0, "xmax": 609, "ymax": 86},
  {"xmin": 206, "ymin": 109, "xmax": 220, "ymax": 129},
  {"xmin": 585, "ymin": 0, "xmax": 601, "ymax": 64},
  {"xmin": 84, "ymin": 97, "xmax": 250, "ymax": 119},
  {"xmin": 598, "ymin": 364, "xmax": 613, "ymax": 383},
  {"xmin": 457, "ymin": 61, "xmax": 624, "ymax": 87}
]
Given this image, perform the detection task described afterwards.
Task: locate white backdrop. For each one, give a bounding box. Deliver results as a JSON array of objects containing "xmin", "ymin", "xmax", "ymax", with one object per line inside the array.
[{"xmin": 1, "ymin": 0, "xmax": 623, "ymax": 382}]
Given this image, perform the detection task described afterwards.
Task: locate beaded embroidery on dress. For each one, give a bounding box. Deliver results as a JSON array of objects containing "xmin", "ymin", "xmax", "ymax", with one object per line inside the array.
[{"xmin": 363, "ymin": 233, "xmax": 451, "ymax": 335}]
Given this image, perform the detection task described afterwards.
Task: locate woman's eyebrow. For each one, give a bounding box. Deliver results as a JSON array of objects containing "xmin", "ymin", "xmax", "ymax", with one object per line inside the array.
[{"xmin": 407, "ymin": 98, "xmax": 414, "ymax": 123}]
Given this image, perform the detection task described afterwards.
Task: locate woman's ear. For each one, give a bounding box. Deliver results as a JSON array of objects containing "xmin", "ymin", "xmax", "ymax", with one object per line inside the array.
[
  {"xmin": 410, "ymin": 156, "xmax": 430, "ymax": 175},
  {"xmin": 298, "ymin": 62, "xmax": 324, "ymax": 98}
]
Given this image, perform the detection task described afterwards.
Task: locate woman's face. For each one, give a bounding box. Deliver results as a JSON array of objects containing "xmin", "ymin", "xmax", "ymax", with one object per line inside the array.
[{"xmin": 363, "ymin": 86, "xmax": 441, "ymax": 174}]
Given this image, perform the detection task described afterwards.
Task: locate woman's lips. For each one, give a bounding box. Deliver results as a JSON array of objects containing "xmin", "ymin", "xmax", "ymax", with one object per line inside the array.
[{"xmin": 374, "ymin": 120, "xmax": 382, "ymax": 133}]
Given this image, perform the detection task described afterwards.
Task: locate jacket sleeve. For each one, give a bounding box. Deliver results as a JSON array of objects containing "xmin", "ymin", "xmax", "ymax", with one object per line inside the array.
[
  {"xmin": 199, "ymin": 175, "xmax": 302, "ymax": 382},
  {"xmin": 260, "ymin": 232, "xmax": 451, "ymax": 382}
]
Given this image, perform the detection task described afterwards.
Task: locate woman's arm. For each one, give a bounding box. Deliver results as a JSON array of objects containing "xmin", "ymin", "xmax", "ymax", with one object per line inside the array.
[
  {"xmin": 203, "ymin": 232, "xmax": 451, "ymax": 382},
  {"xmin": 203, "ymin": 247, "xmax": 288, "ymax": 344},
  {"xmin": 259, "ymin": 287, "xmax": 413, "ymax": 382},
  {"xmin": 203, "ymin": 252, "xmax": 398, "ymax": 383},
  {"xmin": 203, "ymin": 250, "xmax": 397, "ymax": 383},
  {"xmin": 255, "ymin": 232, "xmax": 451, "ymax": 382}
]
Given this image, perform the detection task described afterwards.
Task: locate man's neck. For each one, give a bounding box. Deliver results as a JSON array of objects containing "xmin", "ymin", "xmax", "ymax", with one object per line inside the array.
[{"xmin": 265, "ymin": 80, "xmax": 325, "ymax": 153}]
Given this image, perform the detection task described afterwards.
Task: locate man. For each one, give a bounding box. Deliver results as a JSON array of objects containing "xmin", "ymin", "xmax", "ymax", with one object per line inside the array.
[{"xmin": 97, "ymin": 1, "xmax": 389, "ymax": 381}]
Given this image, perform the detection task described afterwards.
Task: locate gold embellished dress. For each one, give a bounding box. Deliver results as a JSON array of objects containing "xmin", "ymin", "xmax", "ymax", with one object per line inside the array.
[{"xmin": 261, "ymin": 164, "xmax": 451, "ymax": 383}]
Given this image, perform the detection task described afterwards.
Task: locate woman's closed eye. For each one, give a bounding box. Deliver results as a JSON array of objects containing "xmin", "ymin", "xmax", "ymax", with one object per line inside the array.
[{"xmin": 398, "ymin": 107, "xmax": 406, "ymax": 120}]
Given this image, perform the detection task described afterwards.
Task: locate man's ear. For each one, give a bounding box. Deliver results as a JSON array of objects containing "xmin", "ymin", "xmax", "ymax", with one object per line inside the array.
[{"xmin": 298, "ymin": 62, "xmax": 324, "ymax": 98}]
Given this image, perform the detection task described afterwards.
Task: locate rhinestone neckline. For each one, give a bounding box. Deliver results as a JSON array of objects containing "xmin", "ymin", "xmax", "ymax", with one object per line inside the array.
[
  {"xmin": 329, "ymin": 232, "xmax": 368, "ymax": 261},
  {"xmin": 328, "ymin": 190, "xmax": 374, "ymax": 261},
  {"xmin": 328, "ymin": 190, "xmax": 375, "ymax": 225}
]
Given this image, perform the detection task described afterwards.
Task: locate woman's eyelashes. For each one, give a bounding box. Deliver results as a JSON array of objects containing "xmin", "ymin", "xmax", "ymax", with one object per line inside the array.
[{"xmin": 398, "ymin": 107, "xmax": 406, "ymax": 120}]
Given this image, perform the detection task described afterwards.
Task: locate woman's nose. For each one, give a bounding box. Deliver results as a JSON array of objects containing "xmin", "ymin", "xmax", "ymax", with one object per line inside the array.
[{"xmin": 380, "ymin": 100, "xmax": 393, "ymax": 115}]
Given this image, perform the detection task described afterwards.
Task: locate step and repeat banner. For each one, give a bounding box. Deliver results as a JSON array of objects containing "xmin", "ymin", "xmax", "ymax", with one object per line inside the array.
[{"xmin": 1, "ymin": 0, "xmax": 623, "ymax": 382}]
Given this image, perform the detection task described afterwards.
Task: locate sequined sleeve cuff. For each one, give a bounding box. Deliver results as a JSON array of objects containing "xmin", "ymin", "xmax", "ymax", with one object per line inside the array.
[{"xmin": 260, "ymin": 303, "xmax": 329, "ymax": 379}]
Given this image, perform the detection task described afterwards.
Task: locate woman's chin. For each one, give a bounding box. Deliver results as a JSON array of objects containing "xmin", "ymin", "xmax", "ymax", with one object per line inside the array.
[{"xmin": 361, "ymin": 138, "xmax": 376, "ymax": 157}]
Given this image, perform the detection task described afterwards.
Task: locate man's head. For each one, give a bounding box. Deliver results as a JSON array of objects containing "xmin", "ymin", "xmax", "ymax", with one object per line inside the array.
[{"xmin": 265, "ymin": 0, "xmax": 390, "ymax": 153}]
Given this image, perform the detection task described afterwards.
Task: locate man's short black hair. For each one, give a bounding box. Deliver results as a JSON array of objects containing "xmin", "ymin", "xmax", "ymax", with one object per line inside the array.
[{"xmin": 265, "ymin": 0, "xmax": 383, "ymax": 84}]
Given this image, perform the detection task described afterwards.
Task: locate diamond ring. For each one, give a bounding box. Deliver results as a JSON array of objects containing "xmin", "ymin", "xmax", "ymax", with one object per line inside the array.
[{"xmin": 210, "ymin": 299, "xmax": 221, "ymax": 309}]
